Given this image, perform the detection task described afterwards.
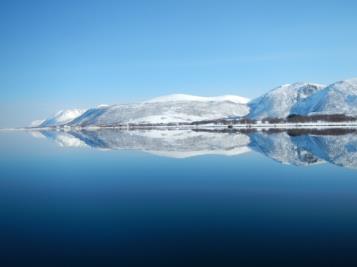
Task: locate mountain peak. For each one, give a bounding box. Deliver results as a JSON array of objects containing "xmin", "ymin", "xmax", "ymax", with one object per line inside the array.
[
  {"xmin": 146, "ymin": 94, "xmax": 250, "ymax": 104},
  {"xmin": 38, "ymin": 108, "xmax": 87, "ymax": 127},
  {"xmin": 293, "ymin": 78, "xmax": 357, "ymax": 116},
  {"xmin": 248, "ymin": 82, "xmax": 325, "ymax": 119},
  {"xmin": 30, "ymin": 78, "xmax": 357, "ymax": 128}
]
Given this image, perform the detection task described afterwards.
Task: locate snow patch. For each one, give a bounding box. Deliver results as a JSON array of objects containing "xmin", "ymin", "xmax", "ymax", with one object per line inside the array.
[{"xmin": 146, "ymin": 94, "xmax": 250, "ymax": 104}]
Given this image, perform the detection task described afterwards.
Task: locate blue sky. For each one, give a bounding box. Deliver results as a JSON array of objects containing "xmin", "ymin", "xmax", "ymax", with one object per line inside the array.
[{"xmin": 1, "ymin": 0, "xmax": 357, "ymax": 127}]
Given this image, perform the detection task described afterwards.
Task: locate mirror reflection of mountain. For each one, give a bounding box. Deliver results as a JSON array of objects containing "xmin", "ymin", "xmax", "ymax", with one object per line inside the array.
[
  {"xmin": 249, "ymin": 131, "xmax": 323, "ymax": 166},
  {"xmin": 33, "ymin": 129, "xmax": 251, "ymax": 158},
  {"xmin": 31, "ymin": 129, "xmax": 357, "ymax": 169}
]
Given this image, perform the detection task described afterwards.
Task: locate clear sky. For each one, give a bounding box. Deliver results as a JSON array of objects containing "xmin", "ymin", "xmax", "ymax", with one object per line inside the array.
[{"xmin": 1, "ymin": 0, "xmax": 357, "ymax": 127}]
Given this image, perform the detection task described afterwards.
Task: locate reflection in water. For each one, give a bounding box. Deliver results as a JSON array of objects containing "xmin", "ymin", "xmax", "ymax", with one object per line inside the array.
[
  {"xmin": 33, "ymin": 129, "xmax": 251, "ymax": 158},
  {"xmin": 31, "ymin": 128, "xmax": 357, "ymax": 169},
  {"xmin": 249, "ymin": 131, "xmax": 323, "ymax": 166},
  {"xmin": 2, "ymin": 128, "xmax": 357, "ymax": 267}
]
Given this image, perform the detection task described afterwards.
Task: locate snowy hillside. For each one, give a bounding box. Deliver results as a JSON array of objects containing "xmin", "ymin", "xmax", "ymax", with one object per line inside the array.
[
  {"xmin": 68, "ymin": 96, "xmax": 250, "ymax": 127},
  {"xmin": 29, "ymin": 78, "xmax": 357, "ymax": 128},
  {"xmin": 146, "ymin": 94, "xmax": 250, "ymax": 104},
  {"xmin": 292, "ymin": 79, "xmax": 357, "ymax": 116},
  {"xmin": 35, "ymin": 109, "xmax": 87, "ymax": 127},
  {"xmin": 248, "ymin": 83, "xmax": 325, "ymax": 119},
  {"xmin": 30, "ymin": 94, "xmax": 249, "ymax": 127},
  {"xmin": 30, "ymin": 120, "xmax": 45, "ymax": 127}
]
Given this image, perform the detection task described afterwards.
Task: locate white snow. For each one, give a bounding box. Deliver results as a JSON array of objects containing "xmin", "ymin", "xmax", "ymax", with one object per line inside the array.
[
  {"xmin": 293, "ymin": 78, "xmax": 357, "ymax": 116},
  {"xmin": 248, "ymin": 82, "xmax": 325, "ymax": 119},
  {"xmin": 30, "ymin": 119, "xmax": 45, "ymax": 127},
  {"xmin": 249, "ymin": 78, "xmax": 357, "ymax": 119},
  {"xmin": 30, "ymin": 78, "xmax": 357, "ymax": 128},
  {"xmin": 53, "ymin": 109, "xmax": 87, "ymax": 124},
  {"xmin": 39, "ymin": 108, "xmax": 87, "ymax": 127},
  {"xmin": 146, "ymin": 94, "xmax": 250, "ymax": 104},
  {"xmin": 67, "ymin": 99, "xmax": 249, "ymax": 127}
]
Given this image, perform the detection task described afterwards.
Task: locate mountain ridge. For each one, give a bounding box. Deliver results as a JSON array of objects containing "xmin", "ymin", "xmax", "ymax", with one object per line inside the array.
[
  {"xmin": 30, "ymin": 78, "xmax": 357, "ymax": 127},
  {"xmin": 37, "ymin": 94, "xmax": 250, "ymax": 127}
]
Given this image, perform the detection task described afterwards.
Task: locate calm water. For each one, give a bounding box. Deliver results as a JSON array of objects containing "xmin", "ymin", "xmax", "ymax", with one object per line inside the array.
[{"xmin": 1, "ymin": 129, "xmax": 357, "ymax": 266}]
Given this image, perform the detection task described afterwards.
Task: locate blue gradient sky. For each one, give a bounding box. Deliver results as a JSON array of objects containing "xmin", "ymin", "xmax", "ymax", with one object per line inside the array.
[{"xmin": 1, "ymin": 0, "xmax": 357, "ymax": 127}]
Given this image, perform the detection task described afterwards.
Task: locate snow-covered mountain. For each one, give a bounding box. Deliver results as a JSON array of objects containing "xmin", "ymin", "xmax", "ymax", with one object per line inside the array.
[
  {"xmin": 292, "ymin": 79, "xmax": 357, "ymax": 116},
  {"xmin": 30, "ymin": 119, "xmax": 45, "ymax": 127},
  {"xmin": 33, "ymin": 109, "xmax": 87, "ymax": 127},
  {"xmin": 68, "ymin": 94, "xmax": 249, "ymax": 127},
  {"xmin": 30, "ymin": 78, "xmax": 357, "ymax": 128},
  {"xmin": 248, "ymin": 83, "xmax": 325, "ymax": 119},
  {"xmin": 146, "ymin": 94, "xmax": 250, "ymax": 104},
  {"xmin": 31, "ymin": 94, "xmax": 249, "ymax": 127},
  {"xmin": 249, "ymin": 78, "xmax": 357, "ymax": 119}
]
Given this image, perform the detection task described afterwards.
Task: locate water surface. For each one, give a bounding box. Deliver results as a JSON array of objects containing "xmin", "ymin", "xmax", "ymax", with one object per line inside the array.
[{"xmin": 1, "ymin": 129, "xmax": 357, "ymax": 266}]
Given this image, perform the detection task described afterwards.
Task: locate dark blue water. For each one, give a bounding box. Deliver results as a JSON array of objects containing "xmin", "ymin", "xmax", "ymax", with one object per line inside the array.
[{"xmin": 1, "ymin": 131, "xmax": 357, "ymax": 266}]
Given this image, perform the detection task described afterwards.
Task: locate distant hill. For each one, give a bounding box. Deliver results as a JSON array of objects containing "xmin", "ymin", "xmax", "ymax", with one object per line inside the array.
[{"xmin": 30, "ymin": 78, "xmax": 357, "ymax": 128}]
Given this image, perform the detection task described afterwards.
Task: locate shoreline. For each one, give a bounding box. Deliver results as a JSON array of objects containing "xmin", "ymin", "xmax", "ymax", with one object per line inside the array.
[{"xmin": 2, "ymin": 122, "xmax": 357, "ymax": 132}]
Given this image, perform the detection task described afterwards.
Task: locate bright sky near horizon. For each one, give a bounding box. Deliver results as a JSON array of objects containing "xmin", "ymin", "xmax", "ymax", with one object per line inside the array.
[{"xmin": 1, "ymin": 0, "xmax": 357, "ymax": 127}]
